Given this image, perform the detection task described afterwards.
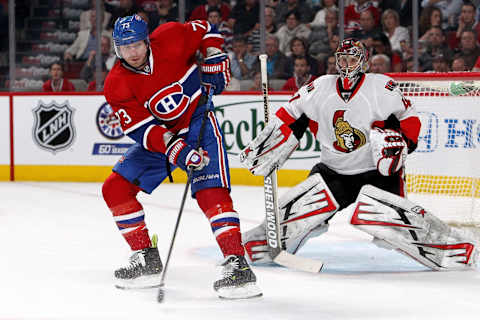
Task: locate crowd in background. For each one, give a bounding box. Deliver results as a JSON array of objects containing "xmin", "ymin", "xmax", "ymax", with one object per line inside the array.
[{"xmin": 5, "ymin": 0, "xmax": 480, "ymax": 92}]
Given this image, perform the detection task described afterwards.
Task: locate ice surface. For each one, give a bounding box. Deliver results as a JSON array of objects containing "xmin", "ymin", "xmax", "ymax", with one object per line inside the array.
[{"xmin": 0, "ymin": 182, "xmax": 479, "ymax": 320}]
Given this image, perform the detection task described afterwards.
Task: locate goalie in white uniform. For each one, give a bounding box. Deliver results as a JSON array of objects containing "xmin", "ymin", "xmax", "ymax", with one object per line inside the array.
[{"xmin": 240, "ymin": 38, "xmax": 478, "ymax": 271}]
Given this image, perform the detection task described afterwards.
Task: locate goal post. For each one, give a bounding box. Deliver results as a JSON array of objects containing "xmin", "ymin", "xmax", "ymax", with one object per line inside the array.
[{"xmin": 387, "ymin": 72, "xmax": 480, "ymax": 228}]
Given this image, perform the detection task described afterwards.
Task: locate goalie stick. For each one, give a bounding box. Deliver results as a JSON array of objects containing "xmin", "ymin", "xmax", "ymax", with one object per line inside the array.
[{"xmin": 258, "ymin": 54, "xmax": 323, "ymax": 273}]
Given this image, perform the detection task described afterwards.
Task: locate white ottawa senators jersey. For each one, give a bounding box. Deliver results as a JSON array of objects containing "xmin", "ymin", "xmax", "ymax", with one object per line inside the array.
[{"xmin": 276, "ymin": 73, "xmax": 420, "ymax": 175}]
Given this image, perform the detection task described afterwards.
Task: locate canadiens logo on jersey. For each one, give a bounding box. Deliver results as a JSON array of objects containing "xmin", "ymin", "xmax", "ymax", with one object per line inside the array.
[
  {"xmin": 146, "ymin": 82, "xmax": 191, "ymax": 121},
  {"xmin": 32, "ymin": 100, "xmax": 75, "ymax": 153},
  {"xmin": 332, "ymin": 110, "xmax": 366, "ymax": 153}
]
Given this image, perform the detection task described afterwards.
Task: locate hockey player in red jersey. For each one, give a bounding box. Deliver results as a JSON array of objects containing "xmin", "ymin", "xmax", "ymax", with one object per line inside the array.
[
  {"xmin": 240, "ymin": 39, "xmax": 478, "ymax": 271},
  {"xmin": 102, "ymin": 15, "xmax": 261, "ymax": 299}
]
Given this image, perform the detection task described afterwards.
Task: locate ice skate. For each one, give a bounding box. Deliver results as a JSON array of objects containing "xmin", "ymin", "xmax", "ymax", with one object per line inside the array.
[
  {"xmin": 114, "ymin": 235, "xmax": 163, "ymax": 289},
  {"xmin": 214, "ymin": 255, "xmax": 262, "ymax": 299}
]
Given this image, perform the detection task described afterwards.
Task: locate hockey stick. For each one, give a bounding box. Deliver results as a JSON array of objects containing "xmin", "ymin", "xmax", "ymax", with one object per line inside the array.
[
  {"xmin": 157, "ymin": 88, "xmax": 214, "ymax": 303},
  {"xmin": 259, "ymin": 54, "xmax": 323, "ymax": 273}
]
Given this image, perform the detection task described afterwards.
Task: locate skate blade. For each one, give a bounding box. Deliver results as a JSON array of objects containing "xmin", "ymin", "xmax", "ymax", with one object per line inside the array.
[
  {"xmin": 115, "ymin": 274, "xmax": 161, "ymax": 290},
  {"xmin": 217, "ymin": 282, "xmax": 263, "ymax": 300}
]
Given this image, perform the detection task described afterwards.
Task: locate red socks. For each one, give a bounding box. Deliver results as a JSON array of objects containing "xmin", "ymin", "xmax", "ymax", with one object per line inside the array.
[
  {"xmin": 102, "ymin": 172, "xmax": 151, "ymax": 250},
  {"xmin": 196, "ymin": 188, "xmax": 245, "ymax": 257}
]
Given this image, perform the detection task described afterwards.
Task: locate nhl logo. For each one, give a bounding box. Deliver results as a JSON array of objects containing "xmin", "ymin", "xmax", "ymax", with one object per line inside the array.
[{"xmin": 32, "ymin": 100, "xmax": 75, "ymax": 152}]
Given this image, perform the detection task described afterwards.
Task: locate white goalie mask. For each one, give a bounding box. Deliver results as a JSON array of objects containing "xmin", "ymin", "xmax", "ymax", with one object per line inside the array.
[{"xmin": 335, "ymin": 38, "xmax": 369, "ymax": 81}]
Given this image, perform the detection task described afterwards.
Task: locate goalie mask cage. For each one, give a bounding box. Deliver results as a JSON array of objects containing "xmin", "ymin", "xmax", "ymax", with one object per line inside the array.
[{"xmin": 387, "ymin": 72, "xmax": 480, "ymax": 229}]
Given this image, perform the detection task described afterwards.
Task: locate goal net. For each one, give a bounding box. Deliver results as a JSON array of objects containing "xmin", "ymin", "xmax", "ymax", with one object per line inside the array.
[{"xmin": 389, "ymin": 72, "xmax": 480, "ymax": 228}]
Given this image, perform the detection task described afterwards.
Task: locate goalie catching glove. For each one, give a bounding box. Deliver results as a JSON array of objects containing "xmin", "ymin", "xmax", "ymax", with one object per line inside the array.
[
  {"xmin": 166, "ymin": 137, "xmax": 209, "ymax": 172},
  {"xmin": 370, "ymin": 127, "xmax": 407, "ymax": 176},
  {"xmin": 239, "ymin": 116, "xmax": 299, "ymax": 176}
]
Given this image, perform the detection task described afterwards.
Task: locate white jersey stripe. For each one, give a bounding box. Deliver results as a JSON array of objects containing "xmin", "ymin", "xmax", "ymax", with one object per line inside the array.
[
  {"xmin": 208, "ymin": 111, "xmax": 228, "ymax": 188},
  {"xmin": 114, "ymin": 210, "xmax": 145, "ymax": 222},
  {"xmin": 213, "ymin": 226, "xmax": 236, "ymax": 238}
]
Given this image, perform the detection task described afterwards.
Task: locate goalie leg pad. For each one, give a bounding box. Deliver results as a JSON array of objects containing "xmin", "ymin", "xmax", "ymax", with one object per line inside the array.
[
  {"xmin": 350, "ymin": 185, "xmax": 478, "ymax": 271},
  {"xmin": 243, "ymin": 173, "xmax": 339, "ymax": 264}
]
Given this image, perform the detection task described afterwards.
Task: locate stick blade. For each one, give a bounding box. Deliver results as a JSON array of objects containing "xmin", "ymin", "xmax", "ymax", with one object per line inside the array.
[{"xmin": 273, "ymin": 251, "xmax": 324, "ymax": 273}]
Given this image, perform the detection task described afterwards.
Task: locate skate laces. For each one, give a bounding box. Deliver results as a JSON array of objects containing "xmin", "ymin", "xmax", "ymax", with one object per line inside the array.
[
  {"xmin": 219, "ymin": 255, "xmax": 241, "ymax": 278},
  {"xmin": 125, "ymin": 250, "xmax": 146, "ymax": 271}
]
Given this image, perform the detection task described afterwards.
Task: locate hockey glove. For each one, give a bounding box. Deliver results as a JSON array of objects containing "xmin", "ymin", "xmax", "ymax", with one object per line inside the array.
[
  {"xmin": 201, "ymin": 53, "xmax": 231, "ymax": 95},
  {"xmin": 370, "ymin": 127, "xmax": 407, "ymax": 176},
  {"xmin": 166, "ymin": 138, "xmax": 210, "ymax": 172},
  {"xmin": 239, "ymin": 117, "xmax": 299, "ymax": 176}
]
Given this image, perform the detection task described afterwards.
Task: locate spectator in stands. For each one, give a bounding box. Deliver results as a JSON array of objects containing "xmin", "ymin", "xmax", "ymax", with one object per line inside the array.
[
  {"xmin": 369, "ymin": 33, "xmax": 404, "ymax": 72},
  {"xmin": 370, "ymin": 54, "xmax": 391, "ymax": 73},
  {"xmin": 325, "ymin": 54, "xmax": 337, "ymax": 74},
  {"xmin": 419, "ymin": 26, "xmax": 454, "ymax": 71},
  {"xmin": 108, "ymin": 0, "xmax": 140, "ymax": 30},
  {"xmin": 432, "ymin": 53, "xmax": 451, "ymax": 72},
  {"xmin": 205, "ymin": 7, "xmax": 233, "ymax": 53},
  {"xmin": 344, "ymin": 0, "xmax": 380, "ymax": 34},
  {"xmin": 80, "ymin": 35, "xmax": 116, "ymax": 83},
  {"xmin": 309, "ymin": 0, "xmax": 337, "ymax": 28},
  {"xmin": 452, "ymin": 56, "xmax": 468, "ymax": 71},
  {"xmin": 381, "ymin": 9, "xmax": 409, "ymax": 53},
  {"xmin": 451, "ymin": 2, "xmax": 480, "ymax": 48},
  {"xmin": 80, "ymin": 0, "xmax": 112, "ymax": 31},
  {"xmin": 229, "ymin": 36, "xmax": 256, "ymax": 80},
  {"xmin": 87, "ymin": 63, "xmax": 108, "ymax": 91},
  {"xmin": 379, "ymin": 0, "xmax": 416, "ymax": 27},
  {"xmin": 318, "ymin": 33, "xmax": 340, "ymax": 70},
  {"xmin": 64, "ymin": 10, "xmax": 112, "ymax": 61},
  {"xmin": 248, "ymin": 71, "xmax": 272, "ymax": 91},
  {"xmin": 405, "ymin": 56, "xmax": 423, "ymax": 72},
  {"xmin": 275, "ymin": 10, "xmax": 311, "ymax": 56},
  {"xmin": 252, "ymin": 35, "xmax": 289, "ymax": 79},
  {"xmin": 308, "ymin": 8, "xmax": 338, "ymax": 61},
  {"xmin": 43, "ymin": 62, "xmax": 75, "ymax": 92},
  {"xmin": 455, "ymin": 29, "xmax": 480, "ymax": 69},
  {"xmin": 419, "ymin": 6, "xmax": 443, "ymax": 40},
  {"xmin": 148, "ymin": 0, "xmax": 178, "ymax": 28},
  {"xmin": 421, "ymin": 0, "xmax": 463, "ymax": 29},
  {"xmin": 190, "ymin": 0, "xmax": 230, "ymax": 22},
  {"xmin": 285, "ymin": 37, "xmax": 319, "ymax": 77},
  {"xmin": 349, "ymin": 10, "xmax": 383, "ymax": 41},
  {"xmin": 229, "ymin": 0, "xmax": 259, "ymax": 36},
  {"xmin": 275, "ymin": 0, "xmax": 313, "ymax": 26},
  {"xmin": 248, "ymin": 5, "xmax": 278, "ymax": 55},
  {"xmin": 470, "ymin": 55, "xmax": 480, "ymax": 71},
  {"xmin": 282, "ymin": 56, "xmax": 316, "ymax": 91}
]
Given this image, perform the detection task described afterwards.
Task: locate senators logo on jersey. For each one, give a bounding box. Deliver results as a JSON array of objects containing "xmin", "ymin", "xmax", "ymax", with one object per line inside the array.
[
  {"xmin": 332, "ymin": 110, "xmax": 366, "ymax": 153},
  {"xmin": 146, "ymin": 82, "xmax": 191, "ymax": 121}
]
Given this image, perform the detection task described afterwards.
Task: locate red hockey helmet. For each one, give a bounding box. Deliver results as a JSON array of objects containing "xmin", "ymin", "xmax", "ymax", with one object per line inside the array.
[{"xmin": 335, "ymin": 38, "xmax": 369, "ymax": 80}]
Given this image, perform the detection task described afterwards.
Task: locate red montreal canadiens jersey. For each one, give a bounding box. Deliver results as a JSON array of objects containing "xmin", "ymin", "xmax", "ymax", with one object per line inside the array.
[
  {"xmin": 277, "ymin": 73, "xmax": 421, "ymax": 175},
  {"xmin": 104, "ymin": 20, "xmax": 223, "ymax": 137}
]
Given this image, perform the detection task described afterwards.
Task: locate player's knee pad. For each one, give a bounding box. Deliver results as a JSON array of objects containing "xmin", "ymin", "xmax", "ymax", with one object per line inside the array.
[
  {"xmin": 243, "ymin": 173, "xmax": 339, "ymax": 264},
  {"xmin": 350, "ymin": 185, "xmax": 478, "ymax": 271}
]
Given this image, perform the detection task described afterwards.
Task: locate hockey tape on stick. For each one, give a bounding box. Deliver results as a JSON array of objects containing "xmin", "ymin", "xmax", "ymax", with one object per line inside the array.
[{"xmin": 259, "ymin": 54, "xmax": 323, "ymax": 273}]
